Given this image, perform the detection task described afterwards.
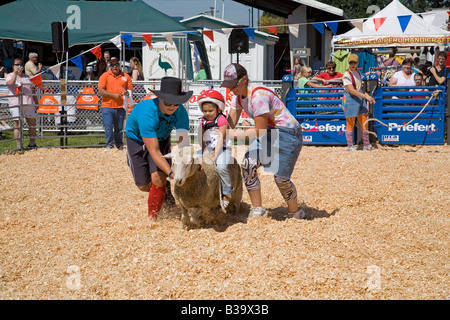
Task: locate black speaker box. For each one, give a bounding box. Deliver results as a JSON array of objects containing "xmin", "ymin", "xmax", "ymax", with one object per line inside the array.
[
  {"xmin": 51, "ymin": 21, "xmax": 68, "ymax": 53},
  {"xmin": 229, "ymin": 29, "xmax": 249, "ymax": 54}
]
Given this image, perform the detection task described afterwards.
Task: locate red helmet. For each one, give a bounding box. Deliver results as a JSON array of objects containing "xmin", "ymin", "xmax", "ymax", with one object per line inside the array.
[{"xmin": 198, "ymin": 90, "xmax": 225, "ymax": 111}]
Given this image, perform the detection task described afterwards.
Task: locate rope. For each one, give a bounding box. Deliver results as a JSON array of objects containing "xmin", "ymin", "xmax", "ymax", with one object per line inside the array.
[{"xmin": 362, "ymin": 89, "xmax": 442, "ymax": 138}]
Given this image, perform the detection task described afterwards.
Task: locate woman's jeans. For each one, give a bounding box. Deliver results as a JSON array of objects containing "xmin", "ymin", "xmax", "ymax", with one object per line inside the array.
[{"xmin": 102, "ymin": 107, "xmax": 126, "ymax": 148}]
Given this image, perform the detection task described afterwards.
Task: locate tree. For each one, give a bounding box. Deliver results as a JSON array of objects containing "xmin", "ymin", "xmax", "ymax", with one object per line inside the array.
[{"xmin": 259, "ymin": 12, "xmax": 288, "ymax": 34}]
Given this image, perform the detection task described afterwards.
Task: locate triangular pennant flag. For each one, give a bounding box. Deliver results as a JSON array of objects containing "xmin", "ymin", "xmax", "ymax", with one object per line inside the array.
[
  {"xmin": 243, "ymin": 28, "xmax": 255, "ymax": 40},
  {"xmin": 373, "ymin": 17, "xmax": 386, "ymax": 31},
  {"xmin": 70, "ymin": 56, "xmax": 84, "ymax": 71},
  {"xmin": 397, "ymin": 15, "xmax": 412, "ymax": 33},
  {"xmin": 90, "ymin": 45, "xmax": 102, "ymax": 59},
  {"xmin": 121, "ymin": 34, "xmax": 133, "ymax": 47},
  {"xmin": 49, "ymin": 63, "xmax": 62, "ymax": 79},
  {"xmin": 202, "ymin": 30, "xmax": 214, "ymax": 42},
  {"xmin": 421, "ymin": 12, "xmax": 436, "ymax": 31},
  {"xmin": 110, "ymin": 35, "xmax": 122, "ymax": 49},
  {"xmin": 222, "ymin": 28, "xmax": 233, "ymax": 37},
  {"xmin": 326, "ymin": 21, "xmax": 339, "ymax": 35},
  {"xmin": 289, "ymin": 24, "xmax": 299, "ymax": 38},
  {"xmin": 265, "ymin": 26, "xmax": 277, "ymax": 35},
  {"xmin": 352, "ymin": 19, "xmax": 364, "ymax": 32},
  {"xmin": 30, "ymin": 74, "xmax": 43, "ymax": 90},
  {"xmin": 143, "ymin": 34, "xmax": 152, "ymax": 48},
  {"xmin": 312, "ymin": 23, "xmax": 324, "ymax": 35},
  {"xmin": 164, "ymin": 33, "xmax": 174, "ymax": 45}
]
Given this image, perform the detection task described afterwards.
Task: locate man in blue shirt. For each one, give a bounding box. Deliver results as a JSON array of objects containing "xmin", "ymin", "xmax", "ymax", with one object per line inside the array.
[{"xmin": 125, "ymin": 76, "xmax": 192, "ymax": 220}]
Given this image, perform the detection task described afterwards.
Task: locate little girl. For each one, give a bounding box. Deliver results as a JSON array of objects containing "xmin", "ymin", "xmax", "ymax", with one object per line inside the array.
[{"xmin": 198, "ymin": 90, "xmax": 233, "ymax": 209}]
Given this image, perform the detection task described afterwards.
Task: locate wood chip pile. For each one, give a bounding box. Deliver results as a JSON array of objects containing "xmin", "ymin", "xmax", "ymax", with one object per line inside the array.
[{"xmin": 0, "ymin": 145, "xmax": 448, "ymax": 299}]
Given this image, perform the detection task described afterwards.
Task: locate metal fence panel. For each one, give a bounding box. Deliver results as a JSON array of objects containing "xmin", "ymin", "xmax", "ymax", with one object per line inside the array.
[
  {"xmin": 1, "ymin": 79, "xmax": 282, "ymax": 152},
  {"xmin": 373, "ymin": 85, "xmax": 446, "ymax": 145}
]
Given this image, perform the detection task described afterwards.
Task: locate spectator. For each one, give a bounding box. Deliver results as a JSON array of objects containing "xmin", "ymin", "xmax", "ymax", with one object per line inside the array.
[
  {"xmin": 410, "ymin": 73, "xmax": 428, "ymax": 101},
  {"xmin": 383, "ymin": 48, "xmax": 400, "ymax": 67},
  {"xmin": 129, "ymin": 57, "xmax": 143, "ymax": 81},
  {"xmin": 98, "ymin": 57, "xmax": 133, "ymax": 151},
  {"xmin": 388, "ymin": 58, "xmax": 415, "ymax": 87},
  {"xmin": 222, "ymin": 63, "xmax": 306, "ymax": 220},
  {"xmin": 83, "ymin": 65, "xmax": 97, "ymax": 81},
  {"xmin": 24, "ymin": 52, "xmax": 42, "ymax": 77},
  {"xmin": 293, "ymin": 57, "xmax": 303, "ymax": 81},
  {"xmin": 0, "ymin": 58, "xmax": 7, "ymax": 78},
  {"xmin": 311, "ymin": 60, "xmax": 343, "ymax": 85},
  {"xmin": 427, "ymin": 52, "xmax": 448, "ymax": 87},
  {"xmin": 417, "ymin": 64, "xmax": 429, "ymax": 82},
  {"xmin": 5, "ymin": 58, "xmax": 39, "ymax": 149},
  {"xmin": 311, "ymin": 55, "xmax": 324, "ymax": 74},
  {"xmin": 96, "ymin": 50, "xmax": 110, "ymax": 78},
  {"xmin": 124, "ymin": 76, "xmax": 192, "ymax": 220},
  {"xmin": 2, "ymin": 55, "xmax": 13, "ymax": 73},
  {"xmin": 312, "ymin": 60, "xmax": 343, "ymax": 101},
  {"xmin": 129, "ymin": 56, "xmax": 145, "ymax": 96},
  {"xmin": 194, "ymin": 61, "xmax": 207, "ymax": 82},
  {"xmin": 297, "ymin": 66, "xmax": 332, "ymax": 91},
  {"xmin": 342, "ymin": 54, "xmax": 375, "ymax": 151}
]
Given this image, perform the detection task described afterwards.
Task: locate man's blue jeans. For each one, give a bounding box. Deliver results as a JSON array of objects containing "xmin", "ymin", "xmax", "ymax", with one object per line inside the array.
[{"xmin": 102, "ymin": 107, "xmax": 126, "ymax": 148}]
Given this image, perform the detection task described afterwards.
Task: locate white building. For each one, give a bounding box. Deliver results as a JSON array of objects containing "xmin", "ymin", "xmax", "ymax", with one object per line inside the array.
[{"xmin": 181, "ymin": 14, "xmax": 279, "ymax": 81}]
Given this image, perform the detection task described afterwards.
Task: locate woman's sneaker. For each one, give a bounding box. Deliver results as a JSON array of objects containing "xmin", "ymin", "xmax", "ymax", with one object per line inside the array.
[
  {"xmin": 248, "ymin": 207, "xmax": 267, "ymax": 218},
  {"xmin": 346, "ymin": 146, "xmax": 356, "ymax": 152},
  {"xmin": 288, "ymin": 208, "xmax": 306, "ymax": 219},
  {"xmin": 363, "ymin": 145, "xmax": 375, "ymax": 151}
]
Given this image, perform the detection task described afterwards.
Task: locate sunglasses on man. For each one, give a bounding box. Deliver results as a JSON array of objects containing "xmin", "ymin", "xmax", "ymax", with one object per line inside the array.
[{"xmin": 163, "ymin": 101, "xmax": 180, "ymax": 107}]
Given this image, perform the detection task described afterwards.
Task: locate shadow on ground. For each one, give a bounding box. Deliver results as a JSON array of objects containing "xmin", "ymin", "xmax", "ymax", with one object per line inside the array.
[{"xmin": 161, "ymin": 201, "xmax": 338, "ymax": 232}]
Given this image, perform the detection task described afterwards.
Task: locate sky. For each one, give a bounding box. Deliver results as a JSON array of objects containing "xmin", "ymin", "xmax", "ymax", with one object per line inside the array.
[{"xmin": 143, "ymin": 0, "xmax": 262, "ymax": 26}]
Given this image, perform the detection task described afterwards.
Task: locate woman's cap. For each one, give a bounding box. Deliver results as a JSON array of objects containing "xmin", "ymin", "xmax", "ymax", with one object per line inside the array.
[
  {"xmin": 198, "ymin": 90, "xmax": 225, "ymax": 111},
  {"xmin": 348, "ymin": 54, "xmax": 359, "ymax": 63},
  {"xmin": 108, "ymin": 57, "xmax": 119, "ymax": 65},
  {"xmin": 150, "ymin": 76, "xmax": 193, "ymax": 105},
  {"xmin": 221, "ymin": 63, "xmax": 247, "ymax": 88}
]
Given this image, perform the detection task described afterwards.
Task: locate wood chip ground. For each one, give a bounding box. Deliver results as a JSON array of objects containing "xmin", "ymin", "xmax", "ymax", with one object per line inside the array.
[{"xmin": 0, "ymin": 144, "xmax": 449, "ymax": 299}]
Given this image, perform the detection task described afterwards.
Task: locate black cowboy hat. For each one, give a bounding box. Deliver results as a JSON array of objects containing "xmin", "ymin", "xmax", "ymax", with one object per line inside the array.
[{"xmin": 150, "ymin": 76, "xmax": 193, "ymax": 105}]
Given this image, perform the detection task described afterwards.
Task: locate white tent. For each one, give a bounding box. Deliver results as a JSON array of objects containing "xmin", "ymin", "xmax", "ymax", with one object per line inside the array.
[{"xmin": 332, "ymin": 0, "xmax": 450, "ymax": 49}]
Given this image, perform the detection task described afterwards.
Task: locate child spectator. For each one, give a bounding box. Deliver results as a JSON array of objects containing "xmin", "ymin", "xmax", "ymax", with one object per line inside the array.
[
  {"xmin": 297, "ymin": 66, "xmax": 332, "ymax": 91},
  {"xmin": 410, "ymin": 73, "xmax": 428, "ymax": 102}
]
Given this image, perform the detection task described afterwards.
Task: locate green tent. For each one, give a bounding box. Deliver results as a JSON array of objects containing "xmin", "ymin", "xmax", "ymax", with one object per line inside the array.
[{"xmin": 0, "ymin": 0, "xmax": 211, "ymax": 79}]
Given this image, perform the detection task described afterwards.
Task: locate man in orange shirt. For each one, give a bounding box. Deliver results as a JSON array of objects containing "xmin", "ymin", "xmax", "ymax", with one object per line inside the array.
[{"xmin": 98, "ymin": 57, "xmax": 133, "ymax": 151}]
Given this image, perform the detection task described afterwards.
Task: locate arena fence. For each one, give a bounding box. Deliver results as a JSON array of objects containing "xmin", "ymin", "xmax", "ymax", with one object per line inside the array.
[
  {"xmin": 0, "ymin": 80, "xmax": 283, "ymax": 153},
  {"xmin": 1, "ymin": 74, "xmax": 448, "ymax": 153},
  {"xmin": 285, "ymin": 85, "xmax": 347, "ymax": 145},
  {"xmin": 284, "ymin": 72, "xmax": 448, "ymax": 146},
  {"xmin": 372, "ymin": 85, "xmax": 446, "ymax": 145}
]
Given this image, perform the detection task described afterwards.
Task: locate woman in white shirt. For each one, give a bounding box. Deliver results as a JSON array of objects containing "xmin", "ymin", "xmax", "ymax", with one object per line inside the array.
[
  {"xmin": 388, "ymin": 58, "xmax": 415, "ymax": 87},
  {"xmin": 5, "ymin": 58, "xmax": 39, "ymax": 149}
]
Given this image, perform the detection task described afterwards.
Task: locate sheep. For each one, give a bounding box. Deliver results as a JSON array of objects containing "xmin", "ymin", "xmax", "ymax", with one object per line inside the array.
[{"xmin": 163, "ymin": 146, "xmax": 243, "ymax": 229}]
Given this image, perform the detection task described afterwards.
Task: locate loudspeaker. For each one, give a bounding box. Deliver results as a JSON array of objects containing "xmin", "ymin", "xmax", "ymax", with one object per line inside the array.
[
  {"xmin": 228, "ymin": 29, "xmax": 249, "ymax": 54},
  {"xmin": 51, "ymin": 21, "xmax": 68, "ymax": 53}
]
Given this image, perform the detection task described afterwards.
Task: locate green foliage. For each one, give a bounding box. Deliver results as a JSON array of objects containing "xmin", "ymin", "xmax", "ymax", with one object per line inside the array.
[
  {"xmin": 259, "ymin": 12, "xmax": 289, "ymax": 33},
  {"xmin": 319, "ymin": 0, "xmax": 443, "ymax": 19}
]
